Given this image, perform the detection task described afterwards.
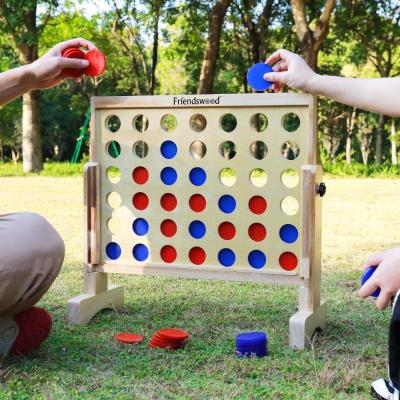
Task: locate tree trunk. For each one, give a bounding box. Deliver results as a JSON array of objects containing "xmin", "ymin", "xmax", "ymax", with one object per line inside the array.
[
  {"xmin": 22, "ymin": 91, "xmax": 42, "ymax": 172},
  {"xmin": 375, "ymin": 113, "xmax": 385, "ymax": 164},
  {"xmin": 391, "ymin": 118, "xmax": 397, "ymax": 165},
  {"xmin": 198, "ymin": 0, "xmax": 233, "ymax": 94},
  {"xmin": 346, "ymin": 107, "xmax": 356, "ymax": 164},
  {"xmin": 150, "ymin": 8, "xmax": 160, "ymax": 95}
]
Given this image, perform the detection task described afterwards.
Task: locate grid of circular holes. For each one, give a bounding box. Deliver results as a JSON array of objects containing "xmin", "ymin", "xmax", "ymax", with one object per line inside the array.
[
  {"xmin": 107, "ymin": 217, "xmax": 121, "ymax": 234},
  {"xmin": 133, "ymin": 140, "xmax": 149, "ymax": 158},
  {"xmin": 106, "ymin": 115, "xmax": 121, "ymax": 133},
  {"xmin": 250, "ymin": 113, "xmax": 268, "ymax": 132},
  {"xmin": 219, "ymin": 141, "xmax": 236, "ymax": 159},
  {"xmin": 250, "ymin": 168, "xmax": 267, "ymax": 187},
  {"xmin": 106, "ymin": 166, "xmax": 120, "ymax": 184},
  {"xmin": 107, "ymin": 192, "xmax": 121, "ymax": 209},
  {"xmin": 161, "ymin": 114, "xmax": 177, "ymax": 132},
  {"xmin": 281, "ymin": 168, "xmax": 299, "ymax": 188},
  {"xmin": 281, "ymin": 196, "xmax": 299, "ymax": 215},
  {"xmin": 282, "ymin": 113, "xmax": 300, "ymax": 132},
  {"xmin": 250, "ymin": 141, "xmax": 268, "ymax": 160},
  {"xmin": 281, "ymin": 141, "xmax": 300, "ymax": 160},
  {"xmin": 220, "ymin": 167, "xmax": 237, "ymax": 187},
  {"xmin": 190, "ymin": 141, "xmax": 207, "ymax": 159},
  {"xmin": 220, "ymin": 113, "xmax": 237, "ymax": 132},
  {"xmin": 106, "ymin": 141, "xmax": 121, "ymax": 158},
  {"xmin": 190, "ymin": 114, "xmax": 207, "ymax": 132},
  {"xmin": 133, "ymin": 114, "xmax": 149, "ymax": 132}
]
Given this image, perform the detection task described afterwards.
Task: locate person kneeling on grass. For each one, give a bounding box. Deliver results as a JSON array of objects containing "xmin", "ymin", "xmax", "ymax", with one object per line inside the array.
[
  {"xmin": 264, "ymin": 49, "xmax": 400, "ymax": 400},
  {"xmin": 0, "ymin": 37, "xmax": 96, "ymax": 357}
]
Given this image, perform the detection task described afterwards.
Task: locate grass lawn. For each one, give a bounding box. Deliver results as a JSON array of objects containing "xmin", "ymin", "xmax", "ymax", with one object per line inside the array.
[{"xmin": 0, "ymin": 176, "xmax": 399, "ymax": 399}]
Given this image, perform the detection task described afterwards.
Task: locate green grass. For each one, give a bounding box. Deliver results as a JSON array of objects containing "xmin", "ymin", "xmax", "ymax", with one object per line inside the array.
[
  {"xmin": 0, "ymin": 162, "xmax": 84, "ymax": 177},
  {"xmin": 323, "ymin": 161, "xmax": 400, "ymax": 178},
  {"xmin": 0, "ymin": 176, "xmax": 397, "ymax": 399}
]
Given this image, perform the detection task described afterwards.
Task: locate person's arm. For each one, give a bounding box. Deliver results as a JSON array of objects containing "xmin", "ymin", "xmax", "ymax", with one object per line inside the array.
[
  {"xmin": 0, "ymin": 37, "xmax": 96, "ymax": 107},
  {"xmin": 264, "ymin": 49, "xmax": 400, "ymax": 117}
]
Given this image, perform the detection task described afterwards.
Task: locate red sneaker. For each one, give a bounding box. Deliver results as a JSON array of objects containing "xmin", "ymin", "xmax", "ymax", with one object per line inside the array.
[{"xmin": 11, "ymin": 307, "xmax": 52, "ymax": 355}]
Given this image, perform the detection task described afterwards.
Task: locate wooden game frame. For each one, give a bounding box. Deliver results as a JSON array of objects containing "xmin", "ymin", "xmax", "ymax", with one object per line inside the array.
[{"xmin": 67, "ymin": 94, "xmax": 327, "ymax": 349}]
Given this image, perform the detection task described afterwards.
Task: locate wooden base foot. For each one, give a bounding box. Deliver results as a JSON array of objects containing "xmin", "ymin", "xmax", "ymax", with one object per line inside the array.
[
  {"xmin": 289, "ymin": 301, "xmax": 327, "ymax": 350},
  {"xmin": 67, "ymin": 284, "xmax": 124, "ymax": 326}
]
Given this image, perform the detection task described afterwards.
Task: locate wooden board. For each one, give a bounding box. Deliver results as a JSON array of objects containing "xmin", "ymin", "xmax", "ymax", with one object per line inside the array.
[{"xmin": 90, "ymin": 93, "xmax": 317, "ymax": 282}]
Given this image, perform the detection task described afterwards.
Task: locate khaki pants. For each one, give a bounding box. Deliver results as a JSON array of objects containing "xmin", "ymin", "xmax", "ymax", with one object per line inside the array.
[{"xmin": 0, "ymin": 212, "xmax": 65, "ymax": 316}]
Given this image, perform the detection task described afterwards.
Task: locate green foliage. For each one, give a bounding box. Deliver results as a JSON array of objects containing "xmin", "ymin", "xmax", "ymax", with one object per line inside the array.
[
  {"xmin": 323, "ymin": 161, "xmax": 400, "ymax": 178},
  {"xmin": 0, "ymin": 162, "xmax": 84, "ymax": 176}
]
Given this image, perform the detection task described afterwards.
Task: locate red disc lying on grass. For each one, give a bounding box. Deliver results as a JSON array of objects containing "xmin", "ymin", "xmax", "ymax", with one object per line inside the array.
[
  {"xmin": 114, "ymin": 333, "xmax": 144, "ymax": 344},
  {"xmin": 149, "ymin": 328, "xmax": 190, "ymax": 350},
  {"xmin": 157, "ymin": 328, "xmax": 189, "ymax": 341}
]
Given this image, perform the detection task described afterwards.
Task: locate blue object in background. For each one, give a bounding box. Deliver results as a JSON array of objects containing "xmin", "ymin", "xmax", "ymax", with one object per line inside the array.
[
  {"xmin": 361, "ymin": 266, "xmax": 381, "ymax": 298},
  {"xmin": 132, "ymin": 218, "xmax": 149, "ymax": 236},
  {"xmin": 247, "ymin": 63, "xmax": 273, "ymax": 91},
  {"xmin": 279, "ymin": 224, "xmax": 299, "ymax": 244},
  {"xmin": 218, "ymin": 248, "xmax": 236, "ymax": 267},
  {"xmin": 106, "ymin": 242, "xmax": 121, "ymax": 260},
  {"xmin": 161, "ymin": 140, "xmax": 177, "ymax": 159},
  {"xmin": 218, "ymin": 195, "xmax": 236, "ymax": 214},
  {"xmin": 189, "ymin": 167, "xmax": 207, "ymax": 186},
  {"xmin": 189, "ymin": 220, "xmax": 206, "ymax": 239},
  {"xmin": 133, "ymin": 243, "xmax": 149, "ymax": 262},
  {"xmin": 160, "ymin": 167, "xmax": 177, "ymax": 185},
  {"xmin": 236, "ymin": 332, "xmax": 268, "ymax": 358}
]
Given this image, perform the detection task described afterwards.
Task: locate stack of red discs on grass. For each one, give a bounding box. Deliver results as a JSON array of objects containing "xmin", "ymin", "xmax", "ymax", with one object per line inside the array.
[
  {"xmin": 149, "ymin": 328, "xmax": 189, "ymax": 350},
  {"xmin": 61, "ymin": 47, "xmax": 106, "ymax": 78}
]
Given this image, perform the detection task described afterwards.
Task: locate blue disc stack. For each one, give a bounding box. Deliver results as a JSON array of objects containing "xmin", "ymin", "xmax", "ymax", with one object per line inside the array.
[{"xmin": 236, "ymin": 332, "xmax": 268, "ymax": 358}]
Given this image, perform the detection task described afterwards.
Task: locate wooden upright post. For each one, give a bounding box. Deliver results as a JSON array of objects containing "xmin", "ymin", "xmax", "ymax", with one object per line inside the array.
[
  {"xmin": 289, "ymin": 165, "xmax": 327, "ymax": 349},
  {"xmin": 67, "ymin": 162, "xmax": 124, "ymax": 325}
]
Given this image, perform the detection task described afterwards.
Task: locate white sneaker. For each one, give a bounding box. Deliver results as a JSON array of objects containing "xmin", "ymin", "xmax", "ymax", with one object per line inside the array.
[{"xmin": 371, "ymin": 378, "xmax": 400, "ymax": 400}]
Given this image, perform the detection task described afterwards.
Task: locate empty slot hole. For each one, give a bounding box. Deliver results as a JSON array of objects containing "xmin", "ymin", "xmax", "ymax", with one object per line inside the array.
[
  {"xmin": 250, "ymin": 113, "xmax": 268, "ymax": 132},
  {"xmin": 106, "ymin": 141, "xmax": 121, "ymax": 158},
  {"xmin": 220, "ymin": 114, "xmax": 237, "ymax": 132},
  {"xmin": 219, "ymin": 141, "xmax": 236, "ymax": 159},
  {"xmin": 220, "ymin": 168, "xmax": 237, "ymax": 187},
  {"xmin": 107, "ymin": 217, "xmax": 121, "ymax": 234},
  {"xmin": 133, "ymin": 141, "xmax": 149, "ymax": 158},
  {"xmin": 282, "ymin": 113, "xmax": 300, "ymax": 132},
  {"xmin": 281, "ymin": 141, "xmax": 300, "ymax": 160},
  {"xmin": 161, "ymin": 114, "xmax": 177, "ymax": 132},
  {"xmin": 281, "ymin": 196, "xmax": 299, "ymax": 215},
  {"xmin": 106, "ymin": 166, "xmax": 121, "ymax": 183},
  {"xmin": 133, "ymin": 114, "xmax": 149, "ymax": 132},
  {"xmin": 107, "ymin": 192, "xmax": 121, "ymax": 209},
  {"xmin": 250, "ymin": 141, "xmax": 268, "ymax": 160},
  {"xmin": 190, "ymin": 114, "xmax": 207, "ymax": 132},
  {"xmin": 106, "ymin": 115, "xmax": 121, "ymax": 133},
  {"xmin": 250, "ymin": 168, "xmax": 267, "ymax": 187},
  {"xmin": 281, "ymin": 168, "xmax": 299, "ymax": 188},
  {"xmin": 190, "ymin": 141, "xmax": 207, "ymax": 159}
]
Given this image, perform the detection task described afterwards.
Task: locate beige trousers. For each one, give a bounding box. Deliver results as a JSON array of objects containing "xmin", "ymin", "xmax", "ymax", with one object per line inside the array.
[{"xmin": 0, "ymin": 212, "xmax": 65, "ymax": 316}]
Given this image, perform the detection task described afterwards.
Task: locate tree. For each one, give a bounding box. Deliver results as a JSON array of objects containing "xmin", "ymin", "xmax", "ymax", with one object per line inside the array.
[
  {"xmin": 0, "ymin": 0, "xmax": 58, "ymax": 172},
  {"xmin": 198, "ymin": 0, "xmax": 233, "ymax": 94},
  {"xmin": 291, "ymin": 0, "xmax": 336, "ymax": 70}
]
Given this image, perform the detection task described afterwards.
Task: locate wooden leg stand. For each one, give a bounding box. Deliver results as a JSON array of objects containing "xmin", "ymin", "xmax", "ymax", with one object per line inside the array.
[
  {"xmin": 289, "ymin": 165, "xmax": 327, "ymax": 349},
  {"xmin": 67, "ymin": 162, "xmax": 124, "ymax": 325},
  {"xmin": 67, "ymin": 270, "xmax": 124, "ymax": 326}
]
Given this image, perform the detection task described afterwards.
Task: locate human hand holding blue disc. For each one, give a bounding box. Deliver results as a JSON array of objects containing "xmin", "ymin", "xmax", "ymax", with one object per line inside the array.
[
  {"xmin": 247, "ymin": 63, "xmax": 273, "ymax": 91},
  {"xmin": 361, "ymin": 266, "xmax": 381, "ymax": 298}
]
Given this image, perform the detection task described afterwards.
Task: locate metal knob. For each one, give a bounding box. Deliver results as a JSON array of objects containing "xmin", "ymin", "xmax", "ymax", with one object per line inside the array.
[{"xmin": 316, "ymin": 182, "xmax": 326, "ymax": 197}]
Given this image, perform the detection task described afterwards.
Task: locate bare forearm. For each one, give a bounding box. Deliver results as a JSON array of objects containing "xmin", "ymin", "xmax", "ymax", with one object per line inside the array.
[
  {"xmin": 308, "ymin": 75, "xmax": 400, "ymax": 116},
  {"xmin": 0, "ymin": 65, "xmax": 36, "ymax": 106}
]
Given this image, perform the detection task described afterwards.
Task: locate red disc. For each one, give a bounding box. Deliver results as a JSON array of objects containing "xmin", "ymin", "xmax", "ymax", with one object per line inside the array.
[
  {"xmin": 160, "ymin": 245, "xmax": 177, "ymax": 263},
  {"xmin": 218, "ymin": 222, "xmax": 236, "ymax": 240},
  {"xmin": 61, "ymin": 47, "xmax": 86, "ymax": 78},
  {"xmin": 189, "ymin": 194, "xmax": 206, "ymax": 212},
  {"xmin": 189, "ymin": 247, "xmax": 206, "ymax": 265},
  {"xmin": 132, "ymin": 166, "xmax": 149, "ymax": 185},
  {"xmin": 160, "ymin": 193, "xmax": 177, "ymax": 211},
  {"xmin": 160, "ymin": 219, "xmax": 177, "ymax": 237},
  {"xmin": 114, "ymin": 333, "xmax": 144, "ymax": 344},
  {"xmin": 157, "ymin": 328, "xmax": 189, "ymax": 340},
  {"xmin": 249, "ymin": 196, "xmax": 267, "ymax": 215},
  {"xmin": 132, "ymin": 192, "xmax": 149, "ymax": 210},
  {"xmin": 84, "ymin": 48, "xmax": 107, "ymax": 77},
  {"xmin": 248, "ymin": 223, "xmax": 267, "ymax": 242},
  {"xmin": 279, "ymin": 252, "xmax": 298, "ymax": 271}
]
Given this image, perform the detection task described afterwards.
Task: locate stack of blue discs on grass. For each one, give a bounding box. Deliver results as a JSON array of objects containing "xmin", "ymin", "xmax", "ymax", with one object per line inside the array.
[{"xmin": 236, "ymin": 332, "xmax": 268, "ymax": 358}]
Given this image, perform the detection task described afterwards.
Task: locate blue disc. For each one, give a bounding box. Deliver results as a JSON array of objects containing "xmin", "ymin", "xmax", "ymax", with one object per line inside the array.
[
  {"xmin": 161, "ymin": 140, "xmax": 177, "ymax": 159},
  {"xmin": 218, "ymin": 248, "xmax": 236, "ymax": 267},
  {"xmin": 189, "ymin": 167, "xmax": 207, "ymax": 186},
  {"xmin": 361, "ymin": 266, "xmax": 381, "ymax": 298},
  {"xmin": 161, "ymin": 167, "xmax": 177, "ymax": 185},
  {"xmin": 248, "ymin": 250, "xmax": 266, "ymax": 269},
  {"xmin": 106, "ymin": 242, "xmax": 121, "ymax": 260},
  {"xmin": 279, "ymin": 224, "xmax": 299, "ymax": 244},
  {"xmin": 236, "ymin": 332, "xmax": 267, "ymax": 345},
  {"xmin": 132, "ymin": 218, "xmax": 149, "ymax": 236},
  {"xmin": 189, "ymin": 220, "xmax": 206, "ymax": 239},
  {"xmin": 218, "ymin": 195, "xmax": 236, "ymax": 214},
  {"xmin": 133, "ymin": 243, "xmax": 149, "ymax": 261},
  {"xmin": 247, "ymin": 63, "xmax": 273, "ymax": 91}
]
